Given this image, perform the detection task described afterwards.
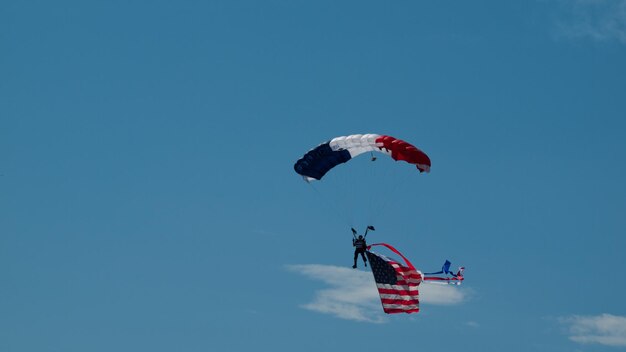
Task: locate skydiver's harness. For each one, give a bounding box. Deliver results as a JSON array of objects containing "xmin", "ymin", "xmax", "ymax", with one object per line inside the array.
[
  {"xmin": 350, "ymin": 225, "xmax": 375, "ymax": 252},
  {"xmin": 353, "ymin": 238, "xmax": 367, "ymax": 250},
  {"xmin": 352, "ymin": 230, "xmax": 369, "ymax": 268},
  {"xmin": 352, "ymin": 226, "xmax": 374, "ymax": 251}
]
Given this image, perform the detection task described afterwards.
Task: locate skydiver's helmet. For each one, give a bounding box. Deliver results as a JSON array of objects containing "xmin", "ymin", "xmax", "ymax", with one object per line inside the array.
[{"xmin": 358, "ymin": 235, "xmax": 363, "ymax": 240}]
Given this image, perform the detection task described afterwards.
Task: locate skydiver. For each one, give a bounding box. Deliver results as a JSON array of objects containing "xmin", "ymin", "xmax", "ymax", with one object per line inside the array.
[{"xmin": 352, "ymin": 226, "xmax": 375, "ymax": 268}]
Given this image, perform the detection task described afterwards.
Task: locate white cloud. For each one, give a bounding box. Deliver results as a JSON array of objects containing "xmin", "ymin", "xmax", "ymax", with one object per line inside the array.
[
  {"xmin": 466, "ymin": 321, "xmax": 480, "ymax": 328},
  {"xmin": 555, "ymin": 0, "xmax": 626, "ymax": 44},
  {"xmin": 559, "ymin": 313, "xmax": 626, "ymax": 346},
  {"xmin": 419, "ymin": 281, "xmax": 467, "ymax": 305},
  {"xmin": 286, "ymin": 264, "xmax": 467, "ymax": 323},
  {"xmin": 286, "ymin": 264, "xmax": 385, "ymax": 323}
]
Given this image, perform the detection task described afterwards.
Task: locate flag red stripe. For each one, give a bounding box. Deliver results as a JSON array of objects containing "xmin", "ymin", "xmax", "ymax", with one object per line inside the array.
[
  {"xmin": 377, "ymin": 288, "xmax": 419, "ymax": 296},
  {"xmin": 367, "ymin": 247, "xmax": 423, "ymax": 314},
  {"xmin": 423, "ymin": 277, "xmax": 463, "ymax": 281},
  {"xmin": 393, "ymin": 271, "xmax": 423, "ymax": 280},
  {"xmin": 380, "ymin": 298, "xmax": 421, "ymax": 305},
  {"xmin": 383, "ymin": 308, "xmax": 420, "ymax": 314}
]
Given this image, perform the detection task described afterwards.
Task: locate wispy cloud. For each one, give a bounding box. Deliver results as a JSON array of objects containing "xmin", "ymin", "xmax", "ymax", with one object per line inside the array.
[
  {"xmin": 419, "ymin": 281, "xmax": 467, "ymax": 306},
  {"xmin": 286, "ymin": 264, "xmax": 468, "ymax": 323},
  {"xmin": 466, "ymin": 321, "xmax": 480, "ymax": 328},
  {"xmin": 555, "ymin": 0, "xmax": 626, "ymax": 44},
  {"xmin": 559, "ymin": 313, "xmax": 626, "ymax": 346}
]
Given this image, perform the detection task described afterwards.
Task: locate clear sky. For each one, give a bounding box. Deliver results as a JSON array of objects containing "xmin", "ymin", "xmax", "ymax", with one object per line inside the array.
[{"xmin": 2, "ymin": 1, "xmax": 626, "ymax": 351}]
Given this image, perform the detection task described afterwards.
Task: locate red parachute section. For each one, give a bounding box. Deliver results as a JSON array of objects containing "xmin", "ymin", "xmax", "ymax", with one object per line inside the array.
[{"xmin": 377, "ymin": 135, "xmax": 431, "ymax": 173}]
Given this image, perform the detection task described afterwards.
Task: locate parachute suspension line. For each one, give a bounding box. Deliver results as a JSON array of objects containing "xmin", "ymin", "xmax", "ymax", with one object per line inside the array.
[
  {"xmin": 370, "ymin": 160, "xmax": 414, "ymax": 228},
  {"xmin": 364, "ymin": 156, "xmax": 403, "ymax": 227},
  {"xmin": 329, "ymin": 160, "xmax": 353, "ymax": 227},
  {"xmin": 364, "ymin": 153, "xmax": 380, "ymax": 227},
  {"xmin": 294, "ymin": 133, "xmax": 432, "ymax": 231},
  {"xmin": 308, "ymin": 182, "xmax": 352, "ymax": 226}
]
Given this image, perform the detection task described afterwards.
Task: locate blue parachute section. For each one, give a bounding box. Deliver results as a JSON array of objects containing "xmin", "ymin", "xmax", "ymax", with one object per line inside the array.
[
  {"xmin": 424, "ymin": 260, "xmax": 453, "ymax": 276},
  {"xmin": 293, "ymin": 142, "xmax": 351, "ymax": 181}
]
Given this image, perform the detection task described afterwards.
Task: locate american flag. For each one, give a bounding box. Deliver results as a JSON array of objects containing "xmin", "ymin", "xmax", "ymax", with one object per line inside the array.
[{"xmin": 366, "ymin": 250, "xmax": 423, "ymax": 314}]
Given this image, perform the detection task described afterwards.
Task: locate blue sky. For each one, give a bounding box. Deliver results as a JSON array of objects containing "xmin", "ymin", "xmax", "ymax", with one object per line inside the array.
[{"xmin": 2, "ymin": 0, "xmax": 626, "ymax": 351}]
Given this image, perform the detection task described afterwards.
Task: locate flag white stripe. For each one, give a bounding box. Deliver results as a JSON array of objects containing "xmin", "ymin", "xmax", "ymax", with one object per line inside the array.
[
  {"xmin": 379, "ymin": 293, "xmax": 419, "ymax": 300},
  {"xmin": 376, "ymin": 283, "xmax": 419, "ymax": 291},
  {"xmin": 382, "ymin": 303, "xmax": 420, "ymax": 310},
  {"xmin": 396, "ymin": 277, "xmax": 422, "ymax": 284}
]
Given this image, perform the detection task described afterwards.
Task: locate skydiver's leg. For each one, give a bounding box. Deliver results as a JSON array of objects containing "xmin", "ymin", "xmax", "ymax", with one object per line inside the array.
[
  {"xmin": 353, "ymin": 251, "xmax": 358, "ymax": 268},
  {"xmin": 360, "ymin": 251, "xmax": 367, "ymax": 266}
]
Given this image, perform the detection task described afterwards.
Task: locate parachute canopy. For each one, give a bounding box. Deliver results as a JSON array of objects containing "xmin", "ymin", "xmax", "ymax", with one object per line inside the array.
[{"xmin": 293, "ymin": 134, "xmax": 431, "ymax": 182}]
